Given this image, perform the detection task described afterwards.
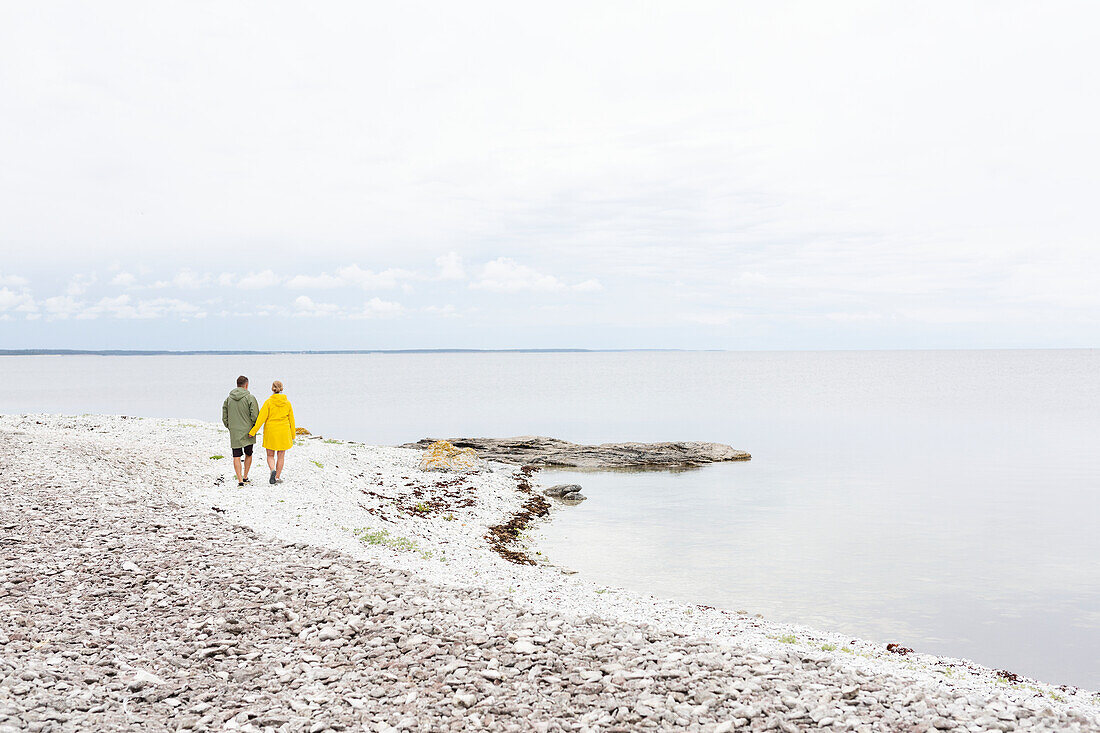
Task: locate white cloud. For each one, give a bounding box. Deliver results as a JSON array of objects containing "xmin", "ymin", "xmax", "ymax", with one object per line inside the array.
[
  {"xmin": 172, "ymin": 270, "xmax": 211, "ymax": 289},
  {"xmin": 42, "ymin": 295, "xmax": 84, "ymax": 320},
  {"xmin": 470, "ymin": 259, "xmax": 566, "ymax": 293},
  {"xmin": 140, "ymin": 298, "xmax": 202, "ymax": 319},
  {"xmin": 435, "ymin": 252, "xmax": 465, "ymax": 280},
  {"xmin": 572, "ymin": 279, "xmax": 603, "ymax": 293},
  {"xmin": 736, "ymin": 272, "xmax": 769, "ymax": 285},
  {"xmin": 348, "ymin": 297, "xmax": 403, "ymax": 319},
  {"xmin": 337, "ymin": 265, "xmax": 413, "ymax": 290},
  {"xmin": 133, "ymin": 297, "xmax": 199, "ymax": 319},
  {"xmin": 293, "ymin": 295, "xmax": 341, "ymax": 317},
  {"xmin": 470, "ymin": 259, "xmax": 601, "ymax": 294},
  {"xmin": 286, "ymin": 273, "xmax": 344, "ymax": 289},
  {"xmin": 237, "ymin": 270, "xmax": 281, "ymax": 289},
  {"xmin": 144, "ymin": 270, "xmax": 212, "ymax": 289},
  {"xmin": 46, "ymin": 294, "xmax": 205, "ymax": 320},
  {"xmin": 424, "ymin": 304, "xmax": 458, "ymax": 318},
  {"xmin": 0, "ymin": 287, "xmax": 35, "ymax": 313},
  {"xmin": 217, "ymin": 273, "xmax": 236, "ymax": 287},
  {"xmin": 111, "ymin": 272, "xmax": 136, "ymax": 286},
  {"xmin": 0, "ymin": 271, "xmax": 28, "ymax": 287},
  {"xmin": 65, "ymin": 274, "xmax": 96, "ymax": 297},
  {"xmin": 92, "ymin": 294, "xmax": 134, "ymax": 318},
  {"xmin": 285, "ymin": 265, "xmax": 415, "ymax": 291}
]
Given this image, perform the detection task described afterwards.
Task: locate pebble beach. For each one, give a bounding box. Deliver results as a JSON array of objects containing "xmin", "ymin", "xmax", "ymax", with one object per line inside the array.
[{"xmin": 1, "ymin": 414, "xmax": 1098, "ymax": 732}]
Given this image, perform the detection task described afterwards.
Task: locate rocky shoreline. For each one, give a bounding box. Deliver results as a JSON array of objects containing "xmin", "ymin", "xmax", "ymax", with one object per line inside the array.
[
  {"xmin": 398, "ymin": 436, "xmax": 751, "ymax": 468},
  {"xmin": 2, "ymin": 415, "xmax": 1098, "ymax": 732}
]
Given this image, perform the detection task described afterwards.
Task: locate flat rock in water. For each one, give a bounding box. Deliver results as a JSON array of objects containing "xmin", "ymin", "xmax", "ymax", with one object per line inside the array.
[{"xmin": 399, "ymin": 436, "xmax": 750, "ymax": 468}]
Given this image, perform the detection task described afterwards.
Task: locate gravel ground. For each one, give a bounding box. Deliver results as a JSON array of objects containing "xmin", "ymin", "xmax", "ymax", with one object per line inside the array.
[{"xmin": 1, "ymin": 414, "xmax": 1098, "ymax": 731}]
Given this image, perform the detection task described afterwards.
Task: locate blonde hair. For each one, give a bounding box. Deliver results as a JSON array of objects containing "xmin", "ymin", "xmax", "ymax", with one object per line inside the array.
[{"xmin": 271, "ymin": 380, "xmax": 284, "ymax": 393}]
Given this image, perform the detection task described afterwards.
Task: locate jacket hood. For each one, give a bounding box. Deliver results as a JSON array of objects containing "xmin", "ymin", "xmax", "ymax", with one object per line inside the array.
[
  {"xmin": 268, "ymin": 393, "xmax": 288, "ymax": 404},
  {"xmin": 228, "ymin": 387, "xmax": 251, "ymax": 401}
]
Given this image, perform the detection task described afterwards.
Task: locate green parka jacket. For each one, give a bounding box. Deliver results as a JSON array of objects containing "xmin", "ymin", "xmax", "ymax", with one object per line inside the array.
[{"xmin": 222, "ymin": 387, "xmax": 260, "ymax": 449}]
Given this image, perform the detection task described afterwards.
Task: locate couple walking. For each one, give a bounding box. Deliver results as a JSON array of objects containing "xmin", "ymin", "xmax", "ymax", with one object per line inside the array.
[{"xmin": 221, "ymin": 375, "xmax": 296, "ymax": 487}]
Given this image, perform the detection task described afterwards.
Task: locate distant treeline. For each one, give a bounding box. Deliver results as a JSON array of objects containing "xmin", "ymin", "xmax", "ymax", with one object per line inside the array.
[{"xmin": 0, "ymin": 348, "xmax": 661, "ymax": 356}]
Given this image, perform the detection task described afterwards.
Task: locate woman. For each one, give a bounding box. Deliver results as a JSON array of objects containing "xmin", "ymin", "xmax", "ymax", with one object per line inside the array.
[{"xmin": 249, "ymin": 380, "xmax": 296, "ymax": 484}]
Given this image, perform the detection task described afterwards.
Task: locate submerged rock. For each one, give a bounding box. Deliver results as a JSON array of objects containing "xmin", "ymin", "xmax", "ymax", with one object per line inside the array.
[
  {"xmin": 542, "ymin": 484, "xmax": 581, "ymax": 498},
  {"xmin": 400, "ymin": 436, "xmax": 750, "ymax": 468},
  {"xmin": 543, "ymin": 484, "xmax": 587, "ymax": 503}
]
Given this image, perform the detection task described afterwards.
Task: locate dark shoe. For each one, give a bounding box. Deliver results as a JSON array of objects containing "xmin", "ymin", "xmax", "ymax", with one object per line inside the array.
[
  {"xmin": 269, "ymin": 470, "xmax": 277, "ymax": 485},
  {"xmin": 238, "ymin": 481, "xmax": 245, "ymax": 487},
  {"xmin": 242, "ymin": 477, "xmax": 251, "ymax": 484}
]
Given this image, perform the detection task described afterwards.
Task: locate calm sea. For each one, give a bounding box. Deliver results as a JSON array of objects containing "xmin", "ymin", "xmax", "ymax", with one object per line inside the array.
[{"xmin": 2, "ymin": 350, "xmax": 1097, "ymax": 688}]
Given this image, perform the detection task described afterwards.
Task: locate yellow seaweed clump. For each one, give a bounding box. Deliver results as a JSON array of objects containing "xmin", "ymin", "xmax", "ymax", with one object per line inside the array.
[{"xmin": 420, "ymin": 440, "xmax": 477, "ymax": 472}]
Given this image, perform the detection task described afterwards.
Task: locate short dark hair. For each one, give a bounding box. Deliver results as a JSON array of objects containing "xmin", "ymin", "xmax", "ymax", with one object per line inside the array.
[{"xmin": 236, "ymin": 375, "xmax": 249, "ymax": 387}]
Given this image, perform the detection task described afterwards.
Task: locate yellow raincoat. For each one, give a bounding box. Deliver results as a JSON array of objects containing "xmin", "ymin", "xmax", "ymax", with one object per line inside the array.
[{"xmin": 249, "ymin": 394, "xmax": 296, "ymax": 451}]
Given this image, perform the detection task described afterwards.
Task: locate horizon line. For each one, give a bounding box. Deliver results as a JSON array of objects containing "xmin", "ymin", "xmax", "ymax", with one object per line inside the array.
[
  {"xmin": 2, "ymin": 347, "xmax": 1098, "ymax": 357},
  {"xmin": 0, "ymin": 348, "xmax": 679, "ymax": 356}
]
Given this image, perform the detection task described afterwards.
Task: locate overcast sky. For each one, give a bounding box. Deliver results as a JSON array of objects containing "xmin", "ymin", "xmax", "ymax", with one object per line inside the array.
[{"xmin": 2, "ymin": 1, "xmax": 1098, "ymax": 350}]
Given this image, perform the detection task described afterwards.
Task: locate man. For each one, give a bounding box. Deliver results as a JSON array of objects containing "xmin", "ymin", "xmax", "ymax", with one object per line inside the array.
[{"xmin": 222, "ymin": 375, "xmax": 260, "ymax": 487}]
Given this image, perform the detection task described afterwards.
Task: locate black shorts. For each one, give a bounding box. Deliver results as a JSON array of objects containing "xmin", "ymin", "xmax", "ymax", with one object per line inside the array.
[{"xmin": 231, "ymin": 445, "xmax": 254, "ymax": 458}]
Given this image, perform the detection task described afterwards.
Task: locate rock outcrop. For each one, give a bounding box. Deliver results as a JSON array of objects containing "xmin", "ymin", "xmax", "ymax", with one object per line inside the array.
[{"xmin": 400, "ymin": 436, "xmax": 750, "ymax": 468}]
